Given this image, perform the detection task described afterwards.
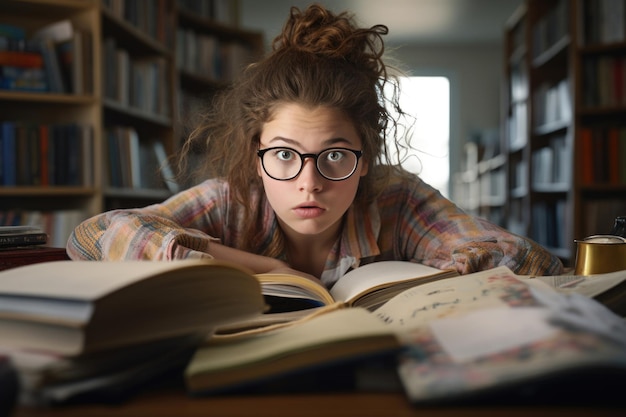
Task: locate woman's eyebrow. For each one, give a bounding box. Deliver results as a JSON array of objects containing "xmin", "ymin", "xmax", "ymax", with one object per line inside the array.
[{"xmin": 267, "ymin": 136, "xmax": 354, "ymax": 146}]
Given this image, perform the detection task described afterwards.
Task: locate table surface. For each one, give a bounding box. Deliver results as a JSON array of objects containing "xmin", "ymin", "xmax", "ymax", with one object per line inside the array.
[{"xmin": 11, "ymin": 387, "xmax": 626, "ymax": 417}]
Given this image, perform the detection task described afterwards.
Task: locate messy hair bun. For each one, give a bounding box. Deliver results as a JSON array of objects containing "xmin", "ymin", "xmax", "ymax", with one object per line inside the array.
[{"xmin": 273, "ymin": 4, "xmax": 389, "ymax": 81}]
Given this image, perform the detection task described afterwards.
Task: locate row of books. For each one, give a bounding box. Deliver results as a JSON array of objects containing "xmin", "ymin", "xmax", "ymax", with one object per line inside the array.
[
  {"xmin": 507, "ymin": 101, "xmax": 527, "ymax": 151},
  {"xmin": 478, "ymin": 165, "xmax": 506, "ymax": 207},
  {"xmin": 579, "ymin": 126, "xmax": 626, "ymax": 185},
  {"xmin": 176, "ymin": 27, "xmax": 255, "ymax": 83},
  {"xmin": 0, "ymin": 121, "xmax": 93, "ymax": 187},
  {"xmin": 177, "ymin": 0, "xmax": 238, "ymax": 25},
  {"xmin": 531, "ymin": 134, "xmax": 571, "ymax": 189},
  {"xmin": 509, "ymin": 158, "xmax": 527, "ymax": 195},
  {"xmin": 509, "ymin": 62, "xmax": 528, "ymax": 103},
  {"xmin": 582, "ymin": 197, "xmax": 626, "ymax": 237},
  {"xmin": 582, "ymin": 0, "xmax": 626, "ymax": 45},
  {"xmin": 582, "ymin": 55, "xmax": 626, "ymax": 109},
  {"xmin": 0, "ymin": 209, "xmax": 87, "ymax": 248},
  {"xmin": 530, "ymin": 198, "xmax": 568, "ymax": 250},
  {"xmin": 104, "ymin": 126, "xmax": 179, "ymax": 193},
  {"xmin": 532, "ymin": 79, "xmax": 571, "ymax": 129},
  {"xmin": 505, "ymin": 198, "xmax": 526, "ymax": 238},
  {"xmin": 102, "ymin": 0, "xmax": 171, "ymax": 46},
  {"xmin": 102, "ymin": 38, "xmax": 171, "ymax": 118},
  {"xmin": 0, "ymin": 21, "xmax": 92, "ymax": 94},
  {"xmin": 531, "ymin": 0, "xmax": 568, "ymax": 60}
]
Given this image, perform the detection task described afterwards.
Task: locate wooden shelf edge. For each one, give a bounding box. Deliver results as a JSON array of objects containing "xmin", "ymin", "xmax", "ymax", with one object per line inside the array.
[{"xmin": 0, "ymin": 186, "xmax": 96, "ymax": 196}]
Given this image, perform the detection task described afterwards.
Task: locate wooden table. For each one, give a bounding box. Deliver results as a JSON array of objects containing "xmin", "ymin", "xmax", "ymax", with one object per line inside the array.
[
  {"xmin": 12, "ymin": 389, "xmax": 625, "ymax": 417},
  {"xmin": 0, "ymin": 246, "xmax": 69, "ymax": 271}
]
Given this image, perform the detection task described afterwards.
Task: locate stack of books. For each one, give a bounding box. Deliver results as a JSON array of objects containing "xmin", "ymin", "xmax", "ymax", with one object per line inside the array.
[{"xmin": 1, "ymin": 259, "xmax": 626, "ymax": 407}]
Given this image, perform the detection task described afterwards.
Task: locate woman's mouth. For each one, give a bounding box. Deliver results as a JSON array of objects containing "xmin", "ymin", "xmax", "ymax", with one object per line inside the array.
[{"xmin": 293, "ymin": 204, "xmax": 325, "ymax": 219}]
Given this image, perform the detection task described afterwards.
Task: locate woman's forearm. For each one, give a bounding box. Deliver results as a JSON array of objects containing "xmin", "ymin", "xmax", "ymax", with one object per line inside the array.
[{"xmin": 206, "ymin": 240, "xmax": 288, "ymax": 274}]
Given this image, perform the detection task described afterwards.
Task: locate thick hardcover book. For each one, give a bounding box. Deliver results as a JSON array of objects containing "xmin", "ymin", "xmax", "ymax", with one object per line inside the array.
[
  {"xmin": 0, "ymin": 259, "xmax": 265, "ymax": 356},
  {"xmin": 0, "ymin": 226, "xmax": 48, "ymax": 249}
]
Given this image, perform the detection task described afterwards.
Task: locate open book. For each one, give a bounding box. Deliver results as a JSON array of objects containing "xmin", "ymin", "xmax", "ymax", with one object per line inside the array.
[
  {"xmin": 523, "ymin": 269, "xmax": 626, "ymax": 317},
  {"xmin": 258, "ymin": 260, "xmax": 458, "ymax": 312},
  {"xmin": 0, "ymin": 259, "xmax": 265, "ymax": 356},
  {"xmin": 185, "ymin": 266, "xmax": 626, "ymax": 402},
  {"xmin": 213, "ymin": 261, "xmax": 457, "ymax": 334},
  {"xmin": 185, "ymin": 307, "xmax": 401, "ymax": 394}
]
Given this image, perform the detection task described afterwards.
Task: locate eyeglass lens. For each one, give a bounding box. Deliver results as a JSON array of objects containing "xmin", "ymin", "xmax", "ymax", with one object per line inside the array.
[{"xmin": 261, "ymin": 148, "xmax": 358, "ymax": 180}]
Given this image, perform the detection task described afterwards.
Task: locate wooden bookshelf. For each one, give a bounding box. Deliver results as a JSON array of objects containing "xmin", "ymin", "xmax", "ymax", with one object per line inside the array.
[
  {"xmin": 452, "ymin": 132, "xmax": 507, "ymax": 229},
  {"xmin": 0, "ymin": 0, "xmax": 263, "ymax": 245},
  {"xmin": 502, "ymin": 0, "xmax": 626, "ymax": 267}
]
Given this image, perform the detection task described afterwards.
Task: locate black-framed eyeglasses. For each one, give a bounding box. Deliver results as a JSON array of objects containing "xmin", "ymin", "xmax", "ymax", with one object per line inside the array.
[{"xmin": 257, "ymin": 147, "xmax": 363, "ymax": 181}]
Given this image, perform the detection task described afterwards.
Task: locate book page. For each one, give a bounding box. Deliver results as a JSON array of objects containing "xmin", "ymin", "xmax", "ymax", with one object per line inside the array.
[
  {"xmin": 0, "ymin": 259, "xmax": 244, "ymax": 300},
  {"xmin": 530, "ymin": 270, "xmax": 626, "ymax": 299},
  {"xmin": 329, "ymin": 261, "xmax": 457, "ymax": 305},
  {"xmin": 428, "ymin": 307, "xmax": 556, "ymax": 362},
  {"xmin": 372, "ymin": 266, "xmax": 532, "ymax": 330},
  {"xmin": 255, "ymin": 273, "xmax": 335, "ymax": 305},
  {"xmin": 185, "ymin": 307, "xmax": 398, "ymax": 392}
]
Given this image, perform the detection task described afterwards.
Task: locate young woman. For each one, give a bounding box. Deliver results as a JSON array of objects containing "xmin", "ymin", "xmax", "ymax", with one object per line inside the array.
[{"xmin": 67, "ymin": 5, "xmax": 563, "ymax": 287}]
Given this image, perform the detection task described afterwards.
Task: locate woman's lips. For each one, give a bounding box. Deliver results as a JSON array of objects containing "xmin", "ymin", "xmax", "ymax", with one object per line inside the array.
[{"xmin": 293, "ymin": 204, "xmax": 325, "ymax": 219}]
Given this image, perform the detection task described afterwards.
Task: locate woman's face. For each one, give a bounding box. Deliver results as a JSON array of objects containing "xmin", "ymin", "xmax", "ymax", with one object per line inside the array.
[{"xmin": 258, "ymin": 103, "xmax": 368, "ymax": 242}]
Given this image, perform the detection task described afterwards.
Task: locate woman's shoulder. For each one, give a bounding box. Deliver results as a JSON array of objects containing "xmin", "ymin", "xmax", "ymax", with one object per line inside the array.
[
  {"xmin": 376, "ymin": 167, "xmax": 435, "ymax": 196},
  {"xmin": 370, "ymin": 167, "xmax": 452, "ymax": 212}
]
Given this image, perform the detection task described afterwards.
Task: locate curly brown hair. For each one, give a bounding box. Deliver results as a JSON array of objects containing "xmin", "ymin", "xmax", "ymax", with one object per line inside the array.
[{"xmin": 177, "ymin": 4, "xmax": 411, "ymax": 255}]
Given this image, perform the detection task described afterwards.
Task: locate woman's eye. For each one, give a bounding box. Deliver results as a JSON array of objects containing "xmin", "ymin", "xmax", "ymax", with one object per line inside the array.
[
  {"xmin": 276, "ymin": 150, "xmax": 294, "ymax": 161},
  {"xmin": 327, "ymin": 151, "xmax": 344, "ymax": 162}
]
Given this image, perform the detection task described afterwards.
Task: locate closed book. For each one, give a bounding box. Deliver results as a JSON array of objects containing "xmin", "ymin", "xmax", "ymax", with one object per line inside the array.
[
  {"xmin": 0, "ymin": 259, "xmax": 265, "ymax": 356},
  {"xmin": 0, "ymin": 226, "xmax": 47, "ymax": 249}
]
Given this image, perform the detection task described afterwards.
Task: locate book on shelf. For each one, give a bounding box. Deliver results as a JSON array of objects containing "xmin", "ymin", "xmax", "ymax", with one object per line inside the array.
[
  {"xmin": 152, "ymin": 140, "xmax": 179, "ymax": 193},
  {"xmin": 0, "ymin": 259, "xmax": 265, "ymax": 356},
  {"xmin": 0, "ymin": 25, "xmax": 47, "ymax": 92},
  {"xmin": 0, "ymin": 23, "xmax": 26, "ymax": 39},
  {"xmin": 185, "ymin": 265, "xmax": 626, "ymax": 403},
  {"xmin": 0, "ymin": 121, "xmax": 93, "ymax": 187},
  {"xmin": 55, "ymin": 29, "xmax": 91, "ymax": 95},
  {"xmin": 31, "ymin": 20, "xmax": 72, "ymax": 94},
  {"xmin": 104, "ymin": 127, "xmax": 177, "ymax": 192},
  {"xmin": 0, "ymin": 226, "xmax": 47, "ymax": 249},
  {"xmin": 578, "ymin": 126, "xmax": 626, "ymax": 185}
]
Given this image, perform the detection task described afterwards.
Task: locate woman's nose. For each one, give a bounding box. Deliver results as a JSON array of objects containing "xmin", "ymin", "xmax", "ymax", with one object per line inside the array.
[{"xmin": 296, "ymin": 158, "xmax": 323, "ymax": 192}]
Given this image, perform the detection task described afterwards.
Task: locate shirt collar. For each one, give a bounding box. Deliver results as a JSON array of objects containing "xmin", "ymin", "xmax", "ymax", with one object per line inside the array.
[{"xmin": 320, "ymin": 202, "xmax": 382, "ymax": 285}]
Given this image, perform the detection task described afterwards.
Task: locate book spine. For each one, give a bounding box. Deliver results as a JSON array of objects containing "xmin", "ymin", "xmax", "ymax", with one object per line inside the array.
[{"xmin": 0, "ymin": 232, "xmax": 48, "ymax": 248}]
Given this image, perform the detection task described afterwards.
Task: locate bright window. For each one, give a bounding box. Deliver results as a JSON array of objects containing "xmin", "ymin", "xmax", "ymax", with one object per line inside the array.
[{"xmin": 388, "ymin": 76, "xmax": 450, "ymax": 198}]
